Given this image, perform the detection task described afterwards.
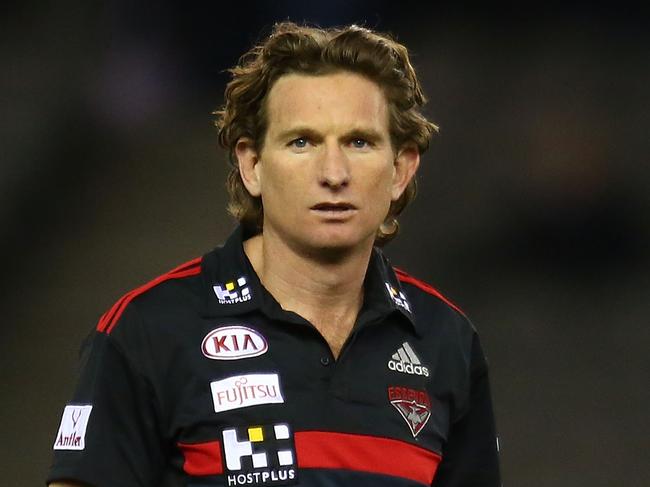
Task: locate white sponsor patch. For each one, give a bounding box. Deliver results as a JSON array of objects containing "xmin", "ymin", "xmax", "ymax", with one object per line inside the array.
[
  {"xmin": 222, "ymin": 423, "xmax": 297, "ymax": 485},
  {"xmin": 213, "ymin": 276, "xmax": 252, "ymax": 305},
  {"xmin": 211, "ymin": 373, "xmax": 284, "ymax": 413},
  {"xmin": 202, "ymin": 325, "xmax": 268, "ymax": 360},
  {"xmin": 53, "ymin": 405, "xmax": 93, "ymax": 450}
]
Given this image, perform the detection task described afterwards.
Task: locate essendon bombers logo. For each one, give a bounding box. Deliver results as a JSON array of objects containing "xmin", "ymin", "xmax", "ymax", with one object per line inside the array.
[
  {"xmin": 202, "ymin": 326, "xmax": 268, "ymax": 360},
  {"xmin": 388, "ymin": 386, "xmax": 432, "ymax": 438}
]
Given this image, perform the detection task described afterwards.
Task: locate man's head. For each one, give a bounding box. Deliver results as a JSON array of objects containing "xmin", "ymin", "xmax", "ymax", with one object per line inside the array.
[{"xmin": 215, "ymin": 21, "xmax": 437, "ymax": 245}]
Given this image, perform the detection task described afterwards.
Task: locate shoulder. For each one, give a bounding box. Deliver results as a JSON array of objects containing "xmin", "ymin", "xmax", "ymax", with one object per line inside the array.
[
  {"xmin": 394, "ymin": 266, "xmax": 466, "ymax": 318},
  {"xmin": 96, "ymin": 256, "xmax": 203, "ymax": 335},
  {"xmin": 393, "ymin": 267, "xmax": 488, "ymax": 380},
  {"xmin": 393, "ymin": 266, "xmax": 478, "ymax": 343}
]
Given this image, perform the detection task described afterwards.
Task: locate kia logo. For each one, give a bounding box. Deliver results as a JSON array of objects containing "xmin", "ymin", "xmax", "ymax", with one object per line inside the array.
[{"xmin": 201, "ymin": 326, "xmax": 268, "ymax": 360}]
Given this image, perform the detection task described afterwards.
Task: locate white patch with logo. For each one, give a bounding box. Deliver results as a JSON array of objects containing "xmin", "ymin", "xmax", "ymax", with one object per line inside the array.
[
  {"xmin": 53, "ymin": 405, "xmax": 93, "ymax": 451},
  {"xmin": 222, "ymin": 423, "xmax": 297, "ymax": 485},
  {"xmin": 213, "ymin": 276, "xmax": 252, "ymax": 304},
  {"xmin": 202, "ymin": 325, "xmax": 268, "ymax": 360},
  {"xmin": 385, "ymin": 283, "xmax": 411, "ymax": 313},
  {"xmin": 210, "ymin": 373, "xmax": 284, "ymax": 413}
]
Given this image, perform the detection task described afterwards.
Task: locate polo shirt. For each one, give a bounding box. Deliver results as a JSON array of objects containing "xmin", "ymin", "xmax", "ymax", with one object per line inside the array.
[{"xmin": 48, "ymin": 226, "xmax": 501, "ymax": 487}]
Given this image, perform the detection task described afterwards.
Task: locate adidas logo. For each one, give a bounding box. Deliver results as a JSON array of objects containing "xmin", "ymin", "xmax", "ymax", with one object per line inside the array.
[{"xmin": 388, "ymin": 342, "xmax": 429, "ymax": 377}]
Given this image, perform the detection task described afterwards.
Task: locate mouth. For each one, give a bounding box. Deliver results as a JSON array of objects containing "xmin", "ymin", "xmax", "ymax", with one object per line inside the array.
[{"xmin": 310, "ymin": 202, "xmax": 357, "ymax": 212}]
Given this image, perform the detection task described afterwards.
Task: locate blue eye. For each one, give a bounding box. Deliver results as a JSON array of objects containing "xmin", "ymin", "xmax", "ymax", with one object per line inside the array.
[
  {"xmin": 291, "ymin": 138, "xmax": 308, "ymax": 148},
  {"xmin": 351, "ymin": 138, "xmax": 368, "ymax": 148}
]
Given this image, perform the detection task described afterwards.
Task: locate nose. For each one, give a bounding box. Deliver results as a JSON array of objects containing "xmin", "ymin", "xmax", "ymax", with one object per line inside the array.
[{"xmin": 318, "ymin": 142, "xmax": 350, "ymax": 189}]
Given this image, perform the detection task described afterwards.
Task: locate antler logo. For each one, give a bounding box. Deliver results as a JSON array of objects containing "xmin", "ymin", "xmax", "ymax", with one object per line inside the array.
[
  {"xmin": 53, "ymin": 405, "xmax": 93, "ymax": 451},
  {"xmin": 71, "ymin": 408, "xmax": 83, "ymax": 428}
]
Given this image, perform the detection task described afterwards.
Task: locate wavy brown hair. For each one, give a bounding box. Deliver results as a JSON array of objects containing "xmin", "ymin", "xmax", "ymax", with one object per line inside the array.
[{"xmin": 214, "ymin": 21, "xmax": 437, "ymax": 245}]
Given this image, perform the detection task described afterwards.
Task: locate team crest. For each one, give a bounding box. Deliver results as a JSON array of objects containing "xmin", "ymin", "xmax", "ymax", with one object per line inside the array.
[{"xmin": 388, "ymin": 386, "xmax": 431, "ymax": 437}]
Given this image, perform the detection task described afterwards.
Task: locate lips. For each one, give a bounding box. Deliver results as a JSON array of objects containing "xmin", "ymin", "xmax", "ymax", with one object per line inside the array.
[{"xmin": 311, "ymin": 202, "xmax": 357, "ymax": 211}]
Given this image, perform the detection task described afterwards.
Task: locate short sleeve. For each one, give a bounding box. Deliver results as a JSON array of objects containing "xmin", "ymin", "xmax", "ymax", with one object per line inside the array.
[
  {"xmin": 47, "ymin": 312, "xmax": 166, "ymax": 486},
  {"xmin": 432, "ymin": 333, "xmax": 501, "ymax": 487}
]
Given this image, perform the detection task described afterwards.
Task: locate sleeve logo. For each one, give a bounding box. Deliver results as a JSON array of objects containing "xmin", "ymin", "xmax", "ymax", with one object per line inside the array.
[{"xmin": 53, "ymin": 405, "xmax": 93, "ymax": 450}]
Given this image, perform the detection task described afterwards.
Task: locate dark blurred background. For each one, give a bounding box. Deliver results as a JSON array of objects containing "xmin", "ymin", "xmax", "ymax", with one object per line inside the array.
[{"xmin": 1, "ymin": 2, "xmax": 648, "ymax": 486}]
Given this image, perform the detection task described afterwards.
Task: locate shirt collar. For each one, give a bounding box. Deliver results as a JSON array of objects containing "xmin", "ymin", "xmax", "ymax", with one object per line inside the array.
[{"xmin": 201, "ymin": 225, "xmax": 419, "ymax": 335}]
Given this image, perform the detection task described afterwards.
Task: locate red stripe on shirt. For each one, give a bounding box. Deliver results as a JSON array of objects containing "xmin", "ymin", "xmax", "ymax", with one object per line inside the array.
[
  {"xmin": 177, "ymin": 432, "xmax": 440, "ymax": 484},
  {"xmin": 96, "ymin": 258, "xmax": 202, "ymax": 334},
  {"xmin": 178, "ymin": 440, "xmax": 223, "ymax": 476},
  {"xmin": 394, "ymin": 267, "xmax": 466, "ymax": 317},
  {"xmin": 295, "ymin": 431, "xmax": 441, "ymax": 485}
]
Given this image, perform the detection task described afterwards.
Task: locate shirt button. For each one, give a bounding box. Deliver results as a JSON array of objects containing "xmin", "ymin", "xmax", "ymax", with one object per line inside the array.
[{"xmin": 320, "ymin": 356, "xmax": 331, "ymax": 366}]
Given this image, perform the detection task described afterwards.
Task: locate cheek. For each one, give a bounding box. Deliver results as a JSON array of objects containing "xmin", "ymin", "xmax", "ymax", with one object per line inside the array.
[
  {"xmin": 363, "ymin": 165, "xmax": 396, "ymax": 196},
  {"xmin": 262, "ymin": 166, "xmax": 308, "ymax": 206}
]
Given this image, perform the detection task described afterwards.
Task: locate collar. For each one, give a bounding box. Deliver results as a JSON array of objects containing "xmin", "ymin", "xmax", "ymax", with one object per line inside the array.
[{"xmin": 200, "ymin": 225, "xmax": 419, "ymax": 335}]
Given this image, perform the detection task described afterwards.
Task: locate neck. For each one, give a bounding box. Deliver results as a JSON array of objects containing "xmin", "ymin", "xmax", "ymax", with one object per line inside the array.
[{"xmin": 243, "ymin": 229, "xmax": 373, "ymax": 356}]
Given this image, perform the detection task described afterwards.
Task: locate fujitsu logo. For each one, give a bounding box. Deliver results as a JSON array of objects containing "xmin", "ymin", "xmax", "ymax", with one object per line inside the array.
[
  {"xmin": 202, "ymin": 326, "xmax": 268, "ymax": 360},
  {"xmin": 210, "ymin": 374, "xmax": 285, "ymax": 413}
]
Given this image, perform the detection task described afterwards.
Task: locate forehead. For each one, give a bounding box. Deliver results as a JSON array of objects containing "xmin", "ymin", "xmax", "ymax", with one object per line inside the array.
[{"xmin": 264, "ymin": 71, "xmax": 390, "ymax": 136}]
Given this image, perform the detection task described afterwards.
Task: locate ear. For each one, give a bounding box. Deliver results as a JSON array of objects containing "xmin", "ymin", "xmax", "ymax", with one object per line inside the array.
[
  {"xmin": 235, "ymin": 137, "xmax": 262, "ymax": 197},
  {"xmin": 391, "ymin": 143, "xmax": 420, "ymax": 201}
]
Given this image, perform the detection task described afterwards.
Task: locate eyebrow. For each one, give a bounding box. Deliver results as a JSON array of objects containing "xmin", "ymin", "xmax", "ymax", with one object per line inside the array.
[{"xmin": 274, "ymin": 126, "xmax": 387, "ymax": 144}]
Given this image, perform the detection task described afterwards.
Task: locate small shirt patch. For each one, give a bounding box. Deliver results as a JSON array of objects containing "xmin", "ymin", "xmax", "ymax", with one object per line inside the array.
[
  {"xmin": 213, "ymin": 276, "xmax": 252, "ymax": 304},
  {"xmin": 385, "ymin": 283, "xmax": 411, "ymax": 313},
  {"xmin": 53, "ymin": 405, "xmax": 93, "ymax": 451},
  {"xmin": 202, "ymin": 325, "xmax": 268, "ymax": 360},
  {"xmin": 388, "ymin": 386, "xmax": 431, "ymax": 438},
  {"xmin": 211, "ymin": 373, "xmax": 285, "ymax": 413},
  {"xmin": 221, "ymin": 423, "xmax": 298, "ymax": 486},
  {"xmin": 388, "ymin": 341, "xmax": 430, "ymax": 377}
]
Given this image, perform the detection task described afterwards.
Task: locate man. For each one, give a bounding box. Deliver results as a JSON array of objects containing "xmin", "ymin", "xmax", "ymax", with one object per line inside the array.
[{"xmin": 48, "ymin": 22, "xmax": 500, "ymax": 487}]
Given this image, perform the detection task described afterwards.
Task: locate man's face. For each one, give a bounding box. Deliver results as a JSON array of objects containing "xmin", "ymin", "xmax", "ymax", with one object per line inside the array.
[{"xmin": 238, "ymin": 71, "xmax": 418, "ymax": 255}]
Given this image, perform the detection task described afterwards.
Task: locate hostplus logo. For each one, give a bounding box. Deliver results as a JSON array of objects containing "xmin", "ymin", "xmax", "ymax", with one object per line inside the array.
[
  {"xmin": 385, "ymin": 283, "xmax": 411, "ymax": 313},
  {"xmin": 214, "ymin": 276, "xmax": 252, "ymax": 305},
  {"xmin": 388, "ymin": 342, "xmax": 429, "ymax": 377},
  {"xmin": 222, "ymin": 423, "xmax": 297, "ymax": 486}
]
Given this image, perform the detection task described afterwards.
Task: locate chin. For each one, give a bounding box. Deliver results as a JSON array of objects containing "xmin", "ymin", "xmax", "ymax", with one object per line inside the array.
[{"xmin": 301, "ymin": 226, "xmax": 375, "ymax": 253}]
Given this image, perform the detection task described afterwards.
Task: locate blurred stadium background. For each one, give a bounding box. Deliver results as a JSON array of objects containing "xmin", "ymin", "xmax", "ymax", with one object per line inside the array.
[{"xmin": 1, "ymin": 2, "xmax": 648, "ymax": 486}]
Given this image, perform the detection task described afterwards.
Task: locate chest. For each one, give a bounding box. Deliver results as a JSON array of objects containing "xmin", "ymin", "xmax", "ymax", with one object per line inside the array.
[
  {"xmin": 311, "ymin": 320, "xmax": 353, "ymax": 359},
  {"xmin": 153, "ymin": 316, "xmax": 460, "ymax": 486}
]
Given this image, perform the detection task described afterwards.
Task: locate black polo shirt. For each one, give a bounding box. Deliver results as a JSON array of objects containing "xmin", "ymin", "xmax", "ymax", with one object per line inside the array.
[{"xmin": 48, "ymin": 226, "xmax": 500, "ymax": 487}]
